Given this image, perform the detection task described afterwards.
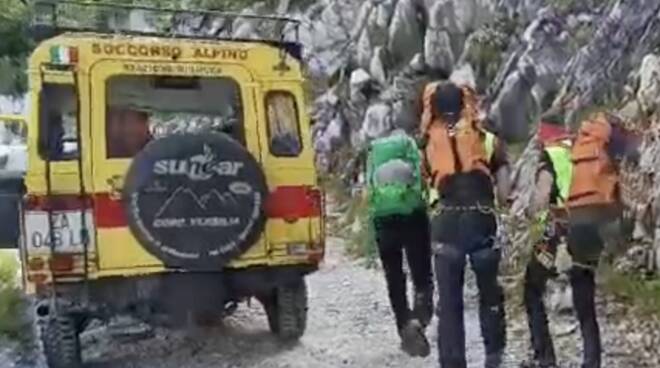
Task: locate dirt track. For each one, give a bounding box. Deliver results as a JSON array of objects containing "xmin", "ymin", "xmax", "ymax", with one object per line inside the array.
[
  {"xmin": 79, "ymin": 237, "xmax": 476, "ymax": 368},
  {"xmin": 78, "ymin": 236, "xmax": 648, "ymax": 368},
  {"xmin": 3, "ymin": 236, "xmax": 652, "ymax": 368}
]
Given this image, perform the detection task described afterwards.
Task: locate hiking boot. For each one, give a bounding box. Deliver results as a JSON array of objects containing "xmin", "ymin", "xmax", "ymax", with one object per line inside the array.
[
  {"xmin": 413, "ymin": 291, "xmax": 433, "ymax": 328},
  {"xmin": 398, "ymin": 319, "xmax": 430, "ymax": 357}
]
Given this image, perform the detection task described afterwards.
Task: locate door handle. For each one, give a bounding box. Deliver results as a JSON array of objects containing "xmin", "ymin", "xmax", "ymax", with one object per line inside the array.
[{"xmin": 106, "ymin": 175, "xmax": 123, "ymax": 200}]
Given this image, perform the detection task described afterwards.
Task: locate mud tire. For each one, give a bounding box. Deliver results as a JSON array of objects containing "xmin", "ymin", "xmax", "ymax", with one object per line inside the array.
[
  {"xmin": 260, "ymin": 294, "xmax": 279, "ymax": 333},
  {"xmin": 262, "ymin": 279, "xmax": 308, "ymax": 341},
  {"xmin": 41, "ymin": 315, "xmax": 82, "ymax": 368}
]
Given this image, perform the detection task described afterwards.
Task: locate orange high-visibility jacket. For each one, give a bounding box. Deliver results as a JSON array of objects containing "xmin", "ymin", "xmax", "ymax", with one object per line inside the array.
[
  {"xmin": 567, "ymin": 113, "xmax": 619, "ymax": 208},
  {"xmin": 420, "ymin": 82, "xmax": 493, "ymax": 189}
]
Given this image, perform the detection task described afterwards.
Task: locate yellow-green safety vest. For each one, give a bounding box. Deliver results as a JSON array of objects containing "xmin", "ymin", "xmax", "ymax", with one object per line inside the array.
[
  {"xmin": 538, "ymin": 140, "xmax": 573, "ymax": 223},
  {"xmin": 545, "ymin": 142, "xmax": 573, "ymax": 207}
]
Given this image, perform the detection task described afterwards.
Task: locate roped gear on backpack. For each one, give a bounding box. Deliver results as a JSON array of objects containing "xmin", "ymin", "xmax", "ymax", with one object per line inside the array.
[
  {"xmin": 366, "ymin": 132, "xmax": 425, "ymax": 218},
  {"xmin": 567, "ymin": 113, "xmax": 618, "ymax": 209},
  {"xmin": 420, "ymin": 82, "xmax": 496, "ymax": 191}
]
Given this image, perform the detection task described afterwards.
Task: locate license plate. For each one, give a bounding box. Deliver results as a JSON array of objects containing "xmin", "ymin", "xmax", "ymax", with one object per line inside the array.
[{"xmin": 24, "ymin": 210, "xmax": 95, "ymax": 253}]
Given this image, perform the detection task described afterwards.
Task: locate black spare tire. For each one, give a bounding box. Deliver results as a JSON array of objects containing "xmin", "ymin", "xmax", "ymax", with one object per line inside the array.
[{"xmin": 123, "ymin": 132, "xmax": 268, "ymax": 269}]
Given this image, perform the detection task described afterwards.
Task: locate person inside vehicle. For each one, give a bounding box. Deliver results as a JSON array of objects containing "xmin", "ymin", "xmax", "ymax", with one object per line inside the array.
[
  {"xmin": 419, "ymin": 81, "xmax": 510, "ymax": 368},
  {"xmin": 267, "ymin": 93, "xmax": 302, "ymax": 156},
  {"xmin": 44, "ymin": 111, "xmax": 63, "ymax": 158},
  {"xmin": 106, "ymin": 107, "xmax": 152, "ymax": 158},
  {"xmin": 522, "ymin": 111, "xmax": 640, "ymax": 368},
  {"xmin": 365, "ymin": 127, "xmax": 434, "ymax": 358}
]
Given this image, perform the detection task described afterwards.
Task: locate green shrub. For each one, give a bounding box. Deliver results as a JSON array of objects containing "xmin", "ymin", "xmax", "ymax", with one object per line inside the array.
[
  {"xmin": 343, "ymin": 194, "xmax": 378, "ymax": 267},
  {"xmin": 0, "ymin": 251, "xmax": 27, "ymax": 339},
  {"xmin": 601, "ymin": 265, "xmax": 660, "ymax": 317},
  {"xmin": 322, "ymin": 175, "xmax": 379, "ymax": 267},
  {"xmin": 0, "ymin": 251, "xmax": 18, "ymax": 285}
]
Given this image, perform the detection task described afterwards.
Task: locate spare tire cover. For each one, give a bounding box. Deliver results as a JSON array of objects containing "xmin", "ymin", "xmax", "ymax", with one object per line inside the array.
[{"xmin": 123, "ymin": 133, "xmax": 268, "ymax": 269}]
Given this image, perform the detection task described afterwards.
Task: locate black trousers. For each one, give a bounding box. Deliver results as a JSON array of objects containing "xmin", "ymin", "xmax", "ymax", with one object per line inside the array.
[
  {"xmin": 432, "ymin": 211, "xmax": 506, "ymax": 368},
  {"xmin": 524, "ymin": 221, "xmax": 561, "ymax": 367},
  {"xmin": 524, "ymin": 218, "xmax": 615, "ymax": 368},
  {"xmin": 373, "ymin": 209, "xmax": 433, "ymax": 330}
]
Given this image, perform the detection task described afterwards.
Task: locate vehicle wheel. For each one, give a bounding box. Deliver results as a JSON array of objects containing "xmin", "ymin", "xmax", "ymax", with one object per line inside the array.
[
  {"xmin": 259, "ymin": 293, "xmax": 279, "ymax": 333},
  {"xmin": 41, "ymin": 315, "xmax": 82, "ymax": 368},
  {"xmin": 264, "ymin": 279, "xmax": 308, "ymax": 341}
]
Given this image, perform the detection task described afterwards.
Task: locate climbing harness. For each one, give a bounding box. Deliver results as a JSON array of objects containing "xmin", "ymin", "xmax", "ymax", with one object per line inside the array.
[
  {"xmin": 429, "ymin": 201, "xmax": 509, "ymax": 252},
  {"xmin": 429, "ymin": 202, "xmax": 501, "ymax": 217}
]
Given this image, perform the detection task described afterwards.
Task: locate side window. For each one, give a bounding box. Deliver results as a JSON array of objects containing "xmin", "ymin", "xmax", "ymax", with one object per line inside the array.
[
  {"xmin": 266, "ymin": 91, "xmax": 302, "ymax": 157},
  {"xmin": 38, "ymin": 84, "xmax": 79, "ymax": 160}
]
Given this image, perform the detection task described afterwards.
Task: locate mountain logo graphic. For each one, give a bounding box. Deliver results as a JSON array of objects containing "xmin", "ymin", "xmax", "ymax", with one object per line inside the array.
[{"xmin": 154, "ymin": 187, "xmax": 241, "ymax": 218}]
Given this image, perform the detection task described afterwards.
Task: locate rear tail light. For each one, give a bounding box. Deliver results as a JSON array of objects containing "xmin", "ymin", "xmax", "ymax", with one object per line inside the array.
[
  {"xmin": 265, "ymin": 186, "xmax": 322, "ymax": 223},
  {"xmin": 49, "ymin": 255, "xmax": 74, "ymax": 272},
  {"xmin": 307, "ymin": 248, "xmax": 324, "ymax": 263},
  {"xmin": 28, "ymin": 257, "xmax": 46, "ymax": 271},
  {"xmin": 94, "ymin": 193, "xmax": 126, "ymax": 228}
]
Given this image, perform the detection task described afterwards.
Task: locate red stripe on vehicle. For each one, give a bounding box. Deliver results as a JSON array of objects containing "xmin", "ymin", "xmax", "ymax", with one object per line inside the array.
[
  {"xmin": 24, "ymin": 194, "xmax": 92, "ymax": 211},
  {"xmin": 25, "ymin": 193, "xmax": 126, "ymax": 228},
  {"xmin": 264, "ymin": 186, "xmax": 322, "ymax": 220},
  {"xmin": 94, "ymin": 194, "xmax": 127, "ymax": 228},
  {"xmin": 27, "ymin": 186, "xmax": 323, "ymax": 230}
]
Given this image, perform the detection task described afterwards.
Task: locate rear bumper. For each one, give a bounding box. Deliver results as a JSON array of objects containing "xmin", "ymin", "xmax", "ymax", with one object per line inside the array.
[
  {"xmin": 33, "ymin": 263, "xmax": 319, "ymax": 319},
  {"xmin": 225, "ymin": 263, "xmax": 317, "ymax": 296}
]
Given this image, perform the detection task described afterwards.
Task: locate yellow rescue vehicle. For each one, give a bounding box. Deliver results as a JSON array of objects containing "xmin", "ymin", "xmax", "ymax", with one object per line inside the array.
[{"xmin": 5, "ymin": 2, "xmax": 326, "ymax": 367}]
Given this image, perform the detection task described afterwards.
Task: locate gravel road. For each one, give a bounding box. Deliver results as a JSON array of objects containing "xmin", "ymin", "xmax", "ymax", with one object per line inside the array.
[
  {"xmin": 79, "ymin": 237, "xmax": 479, "ymax": 368},
  {"xmin": 3, "ymin": 236, "xmax": 657, "ymax": 368}
]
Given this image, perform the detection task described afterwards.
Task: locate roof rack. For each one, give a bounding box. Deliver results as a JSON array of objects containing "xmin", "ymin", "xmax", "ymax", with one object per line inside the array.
[{"xmin": 31, "ymin": 1, "xmax": 301, "ymax": 44}]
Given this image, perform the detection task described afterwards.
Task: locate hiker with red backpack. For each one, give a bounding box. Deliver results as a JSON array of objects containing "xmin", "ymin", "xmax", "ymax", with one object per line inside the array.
[
  {"xmin": 419, "ymin": 81, "xmax": 511, "ymax": 368},
  {"xmin": 521, "ymin": 110, "xmax": 641, "ymax": 368}
]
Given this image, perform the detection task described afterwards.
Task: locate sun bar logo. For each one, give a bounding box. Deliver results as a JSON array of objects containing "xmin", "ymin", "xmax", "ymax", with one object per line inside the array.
[{"xmin": 153, "ymin": 145, "xmax": 244, "ymax": 181}]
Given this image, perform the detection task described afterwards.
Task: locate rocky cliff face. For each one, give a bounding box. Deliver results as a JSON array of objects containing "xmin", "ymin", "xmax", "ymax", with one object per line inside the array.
[
  {"xmin": 1, "ymin": 0, "xmax": 660, "ymax": 272},
  {"xmin": 298, "ymin": 0, "xmax": 660, "ymax": 273}
]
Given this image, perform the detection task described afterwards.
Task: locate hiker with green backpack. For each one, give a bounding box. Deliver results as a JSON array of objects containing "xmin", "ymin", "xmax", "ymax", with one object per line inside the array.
[{"xmin": 365, "ymin": 128, "xmax": 434, "ymax": 358}]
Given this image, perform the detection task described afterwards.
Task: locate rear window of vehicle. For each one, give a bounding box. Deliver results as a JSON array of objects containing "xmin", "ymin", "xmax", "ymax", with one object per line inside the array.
[
  {"xmin": 106, "ymin": 76, "xmax": 244, "ymax": 159},
  {"xmin": 38, "ymin": 83, "xmax": 79, "ymax": 161},
  {"xmin": 266, "ymin": 91, "xmax": 302, "ymax": 157}
]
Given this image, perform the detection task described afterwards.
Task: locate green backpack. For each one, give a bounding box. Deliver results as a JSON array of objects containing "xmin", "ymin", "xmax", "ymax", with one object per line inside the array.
[{"xmin": 366, "ymin": 133, "xmax": 425, "ymax": 218}]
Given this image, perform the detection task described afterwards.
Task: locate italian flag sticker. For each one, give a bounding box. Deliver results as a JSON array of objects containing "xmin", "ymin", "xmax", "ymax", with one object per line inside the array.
[{"xmin": 50, "ymin": 46, "xmax": 78, "ymax": 65}]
